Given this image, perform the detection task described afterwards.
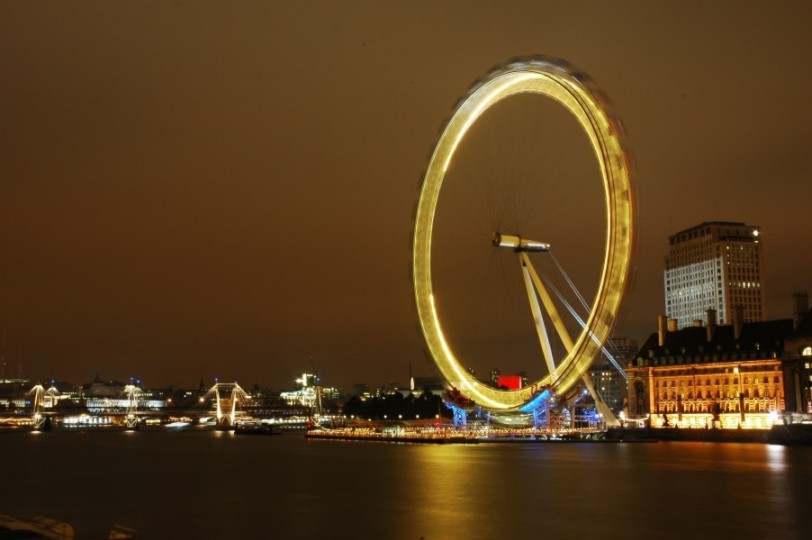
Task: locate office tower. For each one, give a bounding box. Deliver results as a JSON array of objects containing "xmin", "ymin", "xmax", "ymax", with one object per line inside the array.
[
  {"xmin": 665, "ymin": 221, "xmax": 765, "ymax": 328},
  {"xmin": 588, "ymin": 337, "xmax": 637, "ymax": 415}
]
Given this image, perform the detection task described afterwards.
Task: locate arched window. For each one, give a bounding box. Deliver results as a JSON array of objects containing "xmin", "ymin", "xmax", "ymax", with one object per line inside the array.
[{"xmin": 802, "ymin": 346, "xmax": 812, "ymax": 357}]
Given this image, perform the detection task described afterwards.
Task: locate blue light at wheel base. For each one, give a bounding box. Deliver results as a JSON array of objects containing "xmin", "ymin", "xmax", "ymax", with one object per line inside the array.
[{"xmin": 519, "ymin": 389, "xmax": 551, "ymax": 414}]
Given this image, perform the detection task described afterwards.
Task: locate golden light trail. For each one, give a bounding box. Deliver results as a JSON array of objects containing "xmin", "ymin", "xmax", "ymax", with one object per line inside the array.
[{"xmin": 413, "ymin": 57, "xmax": 635, "ymax": 412}]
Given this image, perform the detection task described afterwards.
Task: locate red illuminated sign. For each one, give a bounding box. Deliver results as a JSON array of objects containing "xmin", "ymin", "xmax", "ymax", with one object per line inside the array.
[{"xmin": 497, "ymin": 375, "xmax": 522, "ymax": 390}]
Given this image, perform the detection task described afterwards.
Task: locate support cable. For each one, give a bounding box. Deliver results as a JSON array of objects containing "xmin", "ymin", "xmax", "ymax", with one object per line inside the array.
[{"xmin": 539, "ymin": 255, "xmax": 627, "ymax": 380}]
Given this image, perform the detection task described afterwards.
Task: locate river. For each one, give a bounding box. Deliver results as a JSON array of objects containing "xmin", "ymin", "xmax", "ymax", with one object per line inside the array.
[{"xmin": 2, "ymin": 428, "xmax": 810, "ymax": 539}]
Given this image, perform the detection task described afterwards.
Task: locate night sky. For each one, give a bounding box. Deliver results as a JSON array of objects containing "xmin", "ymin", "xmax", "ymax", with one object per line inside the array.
[{"xmin": 1, "ymin": 2, "xmax": 811, "ymax": 391}]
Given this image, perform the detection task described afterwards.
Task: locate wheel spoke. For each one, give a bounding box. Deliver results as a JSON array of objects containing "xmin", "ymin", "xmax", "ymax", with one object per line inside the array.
[
  {"xmin": 521, "ymin": 252, "xmax": 574, "ymax": 351},
  {"xmin": 520, "ymin": 259, "xmax": 557, "ymax": 377}
]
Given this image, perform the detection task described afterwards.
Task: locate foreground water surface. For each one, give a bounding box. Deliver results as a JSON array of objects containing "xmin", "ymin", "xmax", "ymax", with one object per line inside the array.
[{"xmin": 2, "ymin": 428, "xmax": 811, "ymax": 539}]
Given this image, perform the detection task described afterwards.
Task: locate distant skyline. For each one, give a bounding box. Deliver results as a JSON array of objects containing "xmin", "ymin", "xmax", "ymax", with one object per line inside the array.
[{"xmin": 2, "ymin": 2, "xmax": 811, "ymax": 391}]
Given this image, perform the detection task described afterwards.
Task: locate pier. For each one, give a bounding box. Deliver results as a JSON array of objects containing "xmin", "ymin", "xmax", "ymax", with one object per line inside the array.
[
  {"xmin": 306, "ymin": 426, "xmax": 479, "ymax": 444},
  {"xmin": 304, "ymin": 423, "xmax": 615, "ymax": 444}
]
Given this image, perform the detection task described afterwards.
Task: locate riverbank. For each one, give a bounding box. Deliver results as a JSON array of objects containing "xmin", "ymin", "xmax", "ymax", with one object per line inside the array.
[
  {"xmin": 307, "ymin": 424, "xmax": 812, "ymax": 445},
  {"xmin": 607, "ymin": 423, "xmax": 812, "ymax": 445}
]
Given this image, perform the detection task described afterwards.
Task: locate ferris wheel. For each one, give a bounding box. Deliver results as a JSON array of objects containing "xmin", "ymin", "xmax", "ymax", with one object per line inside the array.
[{"xmin": 412, "ymin": 56, "xmax": 635, "ymax": 416}]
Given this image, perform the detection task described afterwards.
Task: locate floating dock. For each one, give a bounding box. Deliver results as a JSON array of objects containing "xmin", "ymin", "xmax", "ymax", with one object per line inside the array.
[{"xmin": 305, "ymin": 428, "xmax": 479, "ymax": 444}]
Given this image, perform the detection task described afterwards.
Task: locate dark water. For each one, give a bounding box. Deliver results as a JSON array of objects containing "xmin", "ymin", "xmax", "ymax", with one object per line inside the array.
[{"xmin": 2, "ymin": 429, "xmax": 811, "ymax": 539}]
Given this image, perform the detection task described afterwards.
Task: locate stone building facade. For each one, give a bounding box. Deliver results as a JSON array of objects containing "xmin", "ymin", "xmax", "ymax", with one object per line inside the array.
[{"xmin": 627, "ymin": 310, "xmax": 793, "ymax": 429}]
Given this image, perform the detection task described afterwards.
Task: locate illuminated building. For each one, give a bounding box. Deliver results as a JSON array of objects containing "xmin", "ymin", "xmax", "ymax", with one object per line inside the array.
[
  {"xmin": 665, "ymin": 221, "xmax": 765, "ymax": 328},
  {"xmin": 51, "ymin": 380, "xmax": 80, "ymax": 400},
  {"xmin": 280, "ymin": 372, "xmax": 321, "ymax": 408},
  {"xmin": 627, "ymin": 310, "xmax": 791, "ymax": 429},
  {"xmin": 82, "ymin": 376, "xmax": 126, "ymax": 398},
  {"xmin": 0, "ymin": 378, "xmax": 30, "ymax": 409},
  {"xmin": 352, "ymin": 383, "xmax": 371, "ymax": 398},
  {"xmin": 780, "ymin": 293, "xmax": 812, "ymax": 419},
  {"xmin": 410, "ymin": 377, "xmax": 444, "ymax": 397},
  {"xmin": 589, "ymin": 337, "xmax": 637, "ymax": 415}
]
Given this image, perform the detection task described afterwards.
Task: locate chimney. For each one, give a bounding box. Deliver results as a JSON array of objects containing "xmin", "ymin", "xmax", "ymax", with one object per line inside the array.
[
  {"xmin": 793, "ymin": 291, "xmax": 809, "ymax": 329},
  {"xmin": 706, "ymin": 309, "xmax": 717, "ymax": 342},
  {"xmin": 658, "ymin": 315, "xmax": 667, "ymax": 347},
  {"xmin": 732, "ymin": 304, "xmax": 744, "ymax": 340},
  {"xmin": 667, "ymin": 318, "xmax": 678, "ymax": 332}
]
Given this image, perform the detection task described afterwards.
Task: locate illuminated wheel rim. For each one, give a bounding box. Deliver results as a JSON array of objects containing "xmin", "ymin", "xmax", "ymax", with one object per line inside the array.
[{"xmin": 412, "ymin": 57, "xmax": 634, "ymax": 412}]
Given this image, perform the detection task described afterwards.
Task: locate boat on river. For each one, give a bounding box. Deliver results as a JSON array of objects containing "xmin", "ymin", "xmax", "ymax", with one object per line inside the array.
[{"xmin": 234, "ymin": 421, "xmax": 281, "ymax": 435}]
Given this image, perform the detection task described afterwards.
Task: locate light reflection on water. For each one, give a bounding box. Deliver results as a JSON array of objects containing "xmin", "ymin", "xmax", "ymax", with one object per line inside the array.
[
  {"xmin": 405, "ymin": 442, "xmax": 810, "ymax": 540},
  {"xmin": 766, "ymin": 443, "xmax": 787, "ymax": 472},
  {"xmin": 3, "ymin": 432, "xmax": 811, "ymax": 539}
]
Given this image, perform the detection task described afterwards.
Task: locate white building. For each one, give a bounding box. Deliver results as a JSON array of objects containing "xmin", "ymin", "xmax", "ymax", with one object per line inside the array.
[
  {"xmin": 665, "ymin": 221, "xmax": 765, "ymax": 328},
  {"xmin": 280, "ymin": 372, "xmax": 321, "ymax": 408}
]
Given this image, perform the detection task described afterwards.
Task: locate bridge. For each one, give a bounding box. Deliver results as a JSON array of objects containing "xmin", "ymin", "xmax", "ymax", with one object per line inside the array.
[
  {"xmin": 202, "ymin": 382, "xmax": 249, "ymax": 428},
  {"xmin": 0, "ymin": 381, "xmax": 327, "ymax": 431}
]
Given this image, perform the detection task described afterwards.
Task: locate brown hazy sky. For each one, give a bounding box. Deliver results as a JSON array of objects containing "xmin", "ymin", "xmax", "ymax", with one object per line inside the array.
[{"xmin": 1, "ymin": 1, "xmax": 811, "ymax": 390}]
